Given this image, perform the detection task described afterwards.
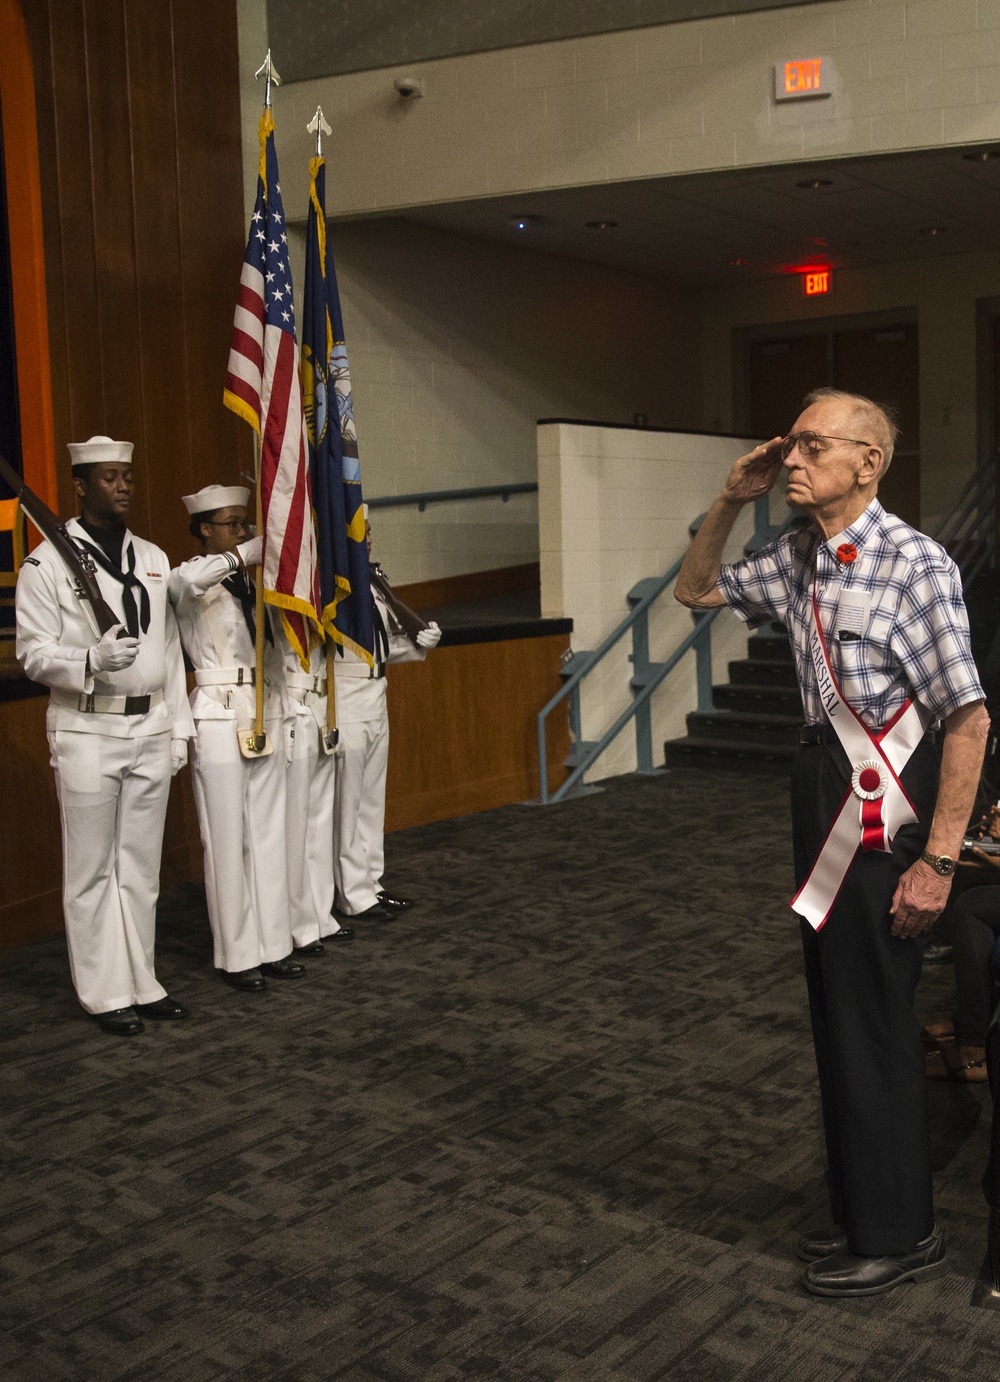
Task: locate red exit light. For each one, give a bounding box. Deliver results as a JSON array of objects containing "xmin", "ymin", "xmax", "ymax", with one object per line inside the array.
[
  {"xmin": 784, "ymin": 59, "xmax": 824, "ymax": 95},
  {"xmin": 804, "ymin": 268, "xmax": 831, "ymax": 296}
]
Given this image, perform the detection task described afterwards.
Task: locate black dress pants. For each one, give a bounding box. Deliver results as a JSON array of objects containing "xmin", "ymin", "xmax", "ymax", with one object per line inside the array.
[
  {"xmin": 793, "ymin": 737, "xmax": 939, "ymax": 1257},
  {"xmin": 939, "ymin": 885, "xmax": 1000, "ymax": 1045}
]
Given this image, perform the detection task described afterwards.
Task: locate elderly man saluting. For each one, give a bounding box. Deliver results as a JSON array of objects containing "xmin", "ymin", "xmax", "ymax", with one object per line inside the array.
[{"xmin": 676, "ymin": 387, "xmax": 989, "ymax": 1297}]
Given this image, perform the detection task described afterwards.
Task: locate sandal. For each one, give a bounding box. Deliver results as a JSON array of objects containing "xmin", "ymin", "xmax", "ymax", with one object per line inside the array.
[{"xmin": 926, "ymin": 1042, "xmax": 988, "ymax": 1083}]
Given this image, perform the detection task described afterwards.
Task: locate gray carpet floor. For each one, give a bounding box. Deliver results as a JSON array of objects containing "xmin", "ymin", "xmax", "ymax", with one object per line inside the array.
[{"xmin": 2, "ymin": 766, "xmax": 999, "ymax": 1380}]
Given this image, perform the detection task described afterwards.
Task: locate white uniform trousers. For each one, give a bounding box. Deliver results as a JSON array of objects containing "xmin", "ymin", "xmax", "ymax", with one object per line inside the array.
[
  {"xmin": 334, "ymin": 715, "xmax": 389, "ymax": 915},
  {"xmin": 191, "ymin": 716, "xmax": 294, "ymax": 972},
  {"xmin": 49, "ymin": 728, "xmax": 171, "ymax": 1014},
  {"xmin": 286, "ymin": 713, "xmax": 338, "ymax": 947}
]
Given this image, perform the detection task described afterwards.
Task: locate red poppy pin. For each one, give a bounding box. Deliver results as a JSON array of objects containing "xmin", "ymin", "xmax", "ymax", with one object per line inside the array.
[{"xmin": 836, "ymin": 543, "xmax": 858, "ymax": 564}]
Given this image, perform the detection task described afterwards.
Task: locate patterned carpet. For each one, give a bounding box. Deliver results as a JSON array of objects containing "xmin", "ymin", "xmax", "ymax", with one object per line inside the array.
[{"xmin": 1, "ymin": 766, "xmax": 999, "ymax": 1380}]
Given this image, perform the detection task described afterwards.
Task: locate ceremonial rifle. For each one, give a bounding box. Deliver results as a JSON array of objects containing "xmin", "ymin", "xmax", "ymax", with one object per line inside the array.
[
  {"xmin": 0, "ymin": 450, "xmax": 120, "ymax": 636},
  {"xmin": 369, "ymin": 561, "xmax": 430, "ymax": 647}
]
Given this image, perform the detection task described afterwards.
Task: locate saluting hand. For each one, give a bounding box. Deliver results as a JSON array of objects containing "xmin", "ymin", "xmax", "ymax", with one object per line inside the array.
[{"xmin": 722, "ymin": 437, "xmax": 784, "ymax": 505}]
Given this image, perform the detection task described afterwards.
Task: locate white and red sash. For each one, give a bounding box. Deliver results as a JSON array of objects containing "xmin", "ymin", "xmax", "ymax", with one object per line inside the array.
[{"xmin": 790, "ymin": 587, "xmax": 929, "ymax": 931}]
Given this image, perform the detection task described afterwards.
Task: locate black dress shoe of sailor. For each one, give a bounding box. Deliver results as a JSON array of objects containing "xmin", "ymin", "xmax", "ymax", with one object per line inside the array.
[
  {"xmin": 796, "ymin": 1226, "xmax": 848, "ymax": 1262},
  {"xmin": 350, "ymin": 903, "xmax": 395, "ymax": 922},
  {"xmin": 223, "ymin": 968, "xmax": 267, "ymax": 992},
  {"xmin": 803, "ymin": 1227, "xmax": 947, "ymax": 1297},
  {"xmin": 135, "ymin": 996, "xmax": 189, "ymax": 1020},
  {"xmin": 327, "ymin": 926, "xmax": 355, "ymax": 942},
  {"xmin": 293, "ymin": 941, "xmax": 325, "ymax": 957},
  {"xmin": 260, "ymin": 956, "xmax": 306, "ymax": 979},
  {"xmin": 95, "ymin": 1007, "xmax": 144, "ymax": 1035},
  {"xmin": 377, "ymin": 891, "xmax": 413, "ymax": 911}
]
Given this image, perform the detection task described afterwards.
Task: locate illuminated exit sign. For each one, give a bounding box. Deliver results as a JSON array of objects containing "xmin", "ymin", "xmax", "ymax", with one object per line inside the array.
[
  {"xmin": 774, "ymin": 57, "xmax": 833, "ymax": 101},
  {"xmin": 804, "ymin": 268, "xmax": 832, "ymax": 296}
]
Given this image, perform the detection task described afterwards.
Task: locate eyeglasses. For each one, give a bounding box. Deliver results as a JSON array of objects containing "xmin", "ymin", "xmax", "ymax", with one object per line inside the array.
[
  {"xmin": 206, "ymin": 519, "xmax": 255, "ymax": 533},
  {"xmin": 780, "ymin": 431, "xmax": 874, "ymax": 460}
]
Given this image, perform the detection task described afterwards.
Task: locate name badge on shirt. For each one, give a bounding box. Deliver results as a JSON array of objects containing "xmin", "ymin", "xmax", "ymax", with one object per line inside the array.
[{"xmin": 836, "ymin": 590, "xmax": 872, "ymax": 642}]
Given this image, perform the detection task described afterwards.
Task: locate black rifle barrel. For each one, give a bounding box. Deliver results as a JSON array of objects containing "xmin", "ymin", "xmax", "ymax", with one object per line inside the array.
[{"xmin": 0, "ymin": 451, "xmax": 120, "ymax": 635}]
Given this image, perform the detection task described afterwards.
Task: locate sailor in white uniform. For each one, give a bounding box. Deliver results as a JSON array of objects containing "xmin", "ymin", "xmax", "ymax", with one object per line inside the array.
[
  {"xmin": 169, "ymin": 485, "xmax": 304, "ymax": 991},
  {"xmin": 15, "ymin": 435, "xmax": 194, "ymax": 1035},
  {"xmin": 334, "ymin": 512, "xmax": 441, "ymax": 921},
  {"xmin": 281, "ymin": 635, "xmax": 354, "ymax": 955}
]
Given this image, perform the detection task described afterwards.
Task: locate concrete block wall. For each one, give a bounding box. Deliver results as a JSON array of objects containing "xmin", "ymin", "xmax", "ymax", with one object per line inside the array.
[
  {"xmin": 261, "ymin": 0, "xmax": 1000, "ymax": 218},
  {"xmin": 538, "ymin": 422, "xmax": 785, "ymax": 782}
]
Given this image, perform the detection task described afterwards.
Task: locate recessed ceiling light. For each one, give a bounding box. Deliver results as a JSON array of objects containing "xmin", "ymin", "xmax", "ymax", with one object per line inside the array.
[
  {"xmin": 510, "ymin": 214, "xmax": 542, "ymax": 230},
  {"xmin": 796, "ymin": 177, "xmax": 833, "ymax": 189},
  {"xmin": 919, "ymin": 225, "xmax": 947, "ymax": 236},
  {"xmin": 585, "ymin": 220, "xmax": 618, "ymax": 230},
  {"xmin": 963, "ymin": 149, "xmax": 1000, "ymax": 162}
]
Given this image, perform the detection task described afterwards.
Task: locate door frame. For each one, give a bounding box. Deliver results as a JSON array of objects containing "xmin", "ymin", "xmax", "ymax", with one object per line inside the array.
[{"xmin": 732, "ymin": 307, "xmax": 919, "ymax": 436}]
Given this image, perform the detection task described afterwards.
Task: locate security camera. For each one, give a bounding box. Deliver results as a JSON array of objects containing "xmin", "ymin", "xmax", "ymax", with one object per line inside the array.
[{"xmin": 394, "ymin": 75, "xmax": 424, "ymax": 99}]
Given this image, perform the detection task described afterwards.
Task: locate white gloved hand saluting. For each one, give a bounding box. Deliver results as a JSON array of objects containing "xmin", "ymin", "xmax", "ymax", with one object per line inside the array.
[
  {"xmin": 416, "ymin": 621, "xmax": 441, "ymax": 650},
  {"xmin": 170, "ymin": 739, "xmax": 188, "ymax": 776},
  {"xmin": 237, "ymin": 535, "xmax": 263, "ymax": 568},
  {"xmin": 87, "ymin": 624, "xmax": 141, "ymax": 675}
]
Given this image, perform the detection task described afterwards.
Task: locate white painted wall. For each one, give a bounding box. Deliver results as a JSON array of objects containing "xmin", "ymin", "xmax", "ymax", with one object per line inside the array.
[
  {"xmin": 286, "ymin": 219, "xmax": 703, "ymax": 584},
  {"xmin": 538, "ymin": 422, "xmax": 786, "ymax": 781}
]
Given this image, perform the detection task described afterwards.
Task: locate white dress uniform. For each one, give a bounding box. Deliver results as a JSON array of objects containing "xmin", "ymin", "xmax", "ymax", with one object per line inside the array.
[
  {"xmin": 334, "ymin": 583, "xmax": 426, "ymax": 916},
  {"xmin": 16, "ymin": 490, "xmax": 193, "ymax": 1016},
  {"xmin": 169, "ymin": 543, "xmax": 294, "ymax": 975},
  {"xmin": 281, "ymin": 637, "xmax": 347, "ymax": 947}
]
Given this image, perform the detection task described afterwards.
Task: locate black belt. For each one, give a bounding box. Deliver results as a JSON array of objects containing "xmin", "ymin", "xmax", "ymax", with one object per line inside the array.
[{"xmin": 799, "ymin": 722, "xmax": 937, "ymax": 746}]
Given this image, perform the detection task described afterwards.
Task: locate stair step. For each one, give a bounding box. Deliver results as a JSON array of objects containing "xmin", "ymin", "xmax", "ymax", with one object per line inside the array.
[
  {"xmin": 747, "ymin": 635, "xmax": 795, "ymax": 663},
  {"xmin": 713, "ymin": 683, "xmax": 801, "ymax": 713},
  {"xmin": 664, "ymin": 735, "xmax": 796, "ymax": 772},
  {"xmin": 728, "ymin": 658, "xmax": 800, "ymax": 688},
  {"xmin": 686, "ymin": 709, "xmax": 802, "ymax": 747}
]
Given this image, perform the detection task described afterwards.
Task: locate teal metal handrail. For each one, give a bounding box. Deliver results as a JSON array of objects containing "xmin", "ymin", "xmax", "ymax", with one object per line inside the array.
[
  {"xmin": 536, "ymin": 494, "xmax": 781, "ymax": 805},
  {"xmin": 933, "ymin": 458, "xmax": 997, "ymax": 586},
  {"xmin": 367, "ymin": 483, "xmax": 537, "ymax": 512}
]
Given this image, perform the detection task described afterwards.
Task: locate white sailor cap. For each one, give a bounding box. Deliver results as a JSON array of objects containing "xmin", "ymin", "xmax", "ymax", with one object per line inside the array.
[
  {"xmin": 182, "ymin": 484, "xmax": 251, "ymax": 515},
  {"xmin": 67, "ymin": 435, "xmax": 134, "ymax": 467}
]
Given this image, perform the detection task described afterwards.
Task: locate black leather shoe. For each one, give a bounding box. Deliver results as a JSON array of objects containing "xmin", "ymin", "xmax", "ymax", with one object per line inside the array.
[
  {"xmin": 803, "ymin": 1226, "xmax": 947, "ymax": 1297},
  {"xmin": 293, "ymin": 941, "xmax": 325, "ymax": 956},
  {"xmin": 223, "ymin": 968, "xmax": 266, "ymax": 992},
  {"xmin": 135, "ymin": 996, "xmax": 189, "ymax": 1020},
  {"xmin": 327, "ymin": 927, "xmax": 355, "ymax": 942},
  {"xmin": 349, "ymin": 903, "xmax": 395, "ymax": 922},
  {"xmin": 377, "ymin": 891, "xmax": 413, "ymax": 911},
  {"xmin": 796, "ymin": 1226, "xmax": 848, "ymax": 1262},
  {"xmin": 260, "ymin": 956, "xmax": 306, "ymax": 979},
  {"xmin": 94, "ymin": 1007, "xmax": 144, "ymax": 1035}
]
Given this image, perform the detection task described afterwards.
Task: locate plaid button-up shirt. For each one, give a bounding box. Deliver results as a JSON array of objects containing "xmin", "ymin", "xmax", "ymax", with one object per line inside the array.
[{"xmin": 717, "ymin": 499, "xmax": 984, "ymax": 726}]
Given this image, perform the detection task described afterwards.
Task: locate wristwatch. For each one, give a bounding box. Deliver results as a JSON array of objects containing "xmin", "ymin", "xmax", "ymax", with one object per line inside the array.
[{"xmin": 921, "ymin": 850, "xmax": 957, "ymax": 877}]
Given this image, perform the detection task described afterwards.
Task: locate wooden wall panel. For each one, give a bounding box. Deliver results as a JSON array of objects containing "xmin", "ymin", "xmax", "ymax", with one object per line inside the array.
[
  {"xmin": 1, "ymin": 0, "xmax": 249, "ymax": 948},
  {"xmin": 385, "ymin": 634, "xmax": 570, "ymax": 833}
]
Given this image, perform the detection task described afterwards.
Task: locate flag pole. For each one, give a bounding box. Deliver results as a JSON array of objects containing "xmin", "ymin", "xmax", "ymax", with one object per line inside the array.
[
  {"xmin": 307, "ymin": 104, "xmax": 339, "ymax": 753},
  {"xmin": 252, "ymin": 433, "xmax": 266, "ymax": 752},
  {"xmin": 247, "ymin": 49, "xmax": 282, "ymax": 756}
]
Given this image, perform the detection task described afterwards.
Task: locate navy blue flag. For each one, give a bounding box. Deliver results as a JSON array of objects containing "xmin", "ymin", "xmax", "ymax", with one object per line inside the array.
[{"xmin": 302, "ymin": 155, "xmax": 373, "ymax": 664}]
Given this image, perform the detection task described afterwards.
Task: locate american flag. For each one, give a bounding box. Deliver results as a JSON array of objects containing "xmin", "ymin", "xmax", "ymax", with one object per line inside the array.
[{"xmin": 223, "ymin": 108, "xmax": 320, "ymax": 668}]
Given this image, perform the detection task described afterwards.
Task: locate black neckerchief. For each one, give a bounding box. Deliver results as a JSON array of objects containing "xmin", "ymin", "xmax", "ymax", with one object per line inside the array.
[
  {"xmin": 222, "ymin": 569, "xmax": 273, "ymax": 647},
  {"xmin": 74, "ymin": 524, "xmax": 150, "ymax": 638},
  {"xmin": 371, "ymin": 587, "xmax": 389, "ymax": 663}
]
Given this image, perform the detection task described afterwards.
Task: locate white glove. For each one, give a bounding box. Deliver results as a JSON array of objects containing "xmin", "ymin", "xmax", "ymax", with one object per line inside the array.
[
  {"xmin": 88, "ymin": 624, "xmax": 141, "ymax": 675},
  {"xmin": 237, "ymin": 535, "xmax": 263, "ymax": 567},
  {"xmin": 416, "ymin": 621, "xmax": 441, "ymax": 650},
  {"xmin": 170, "ymin": 739, "xmax": 188, "ymax": 776}
]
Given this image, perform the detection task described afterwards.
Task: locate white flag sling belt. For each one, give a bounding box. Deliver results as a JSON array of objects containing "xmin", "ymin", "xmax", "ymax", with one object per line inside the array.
[{"xmin": 791, "ymin": 585, "xmax": 929, "ymax": 930}]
